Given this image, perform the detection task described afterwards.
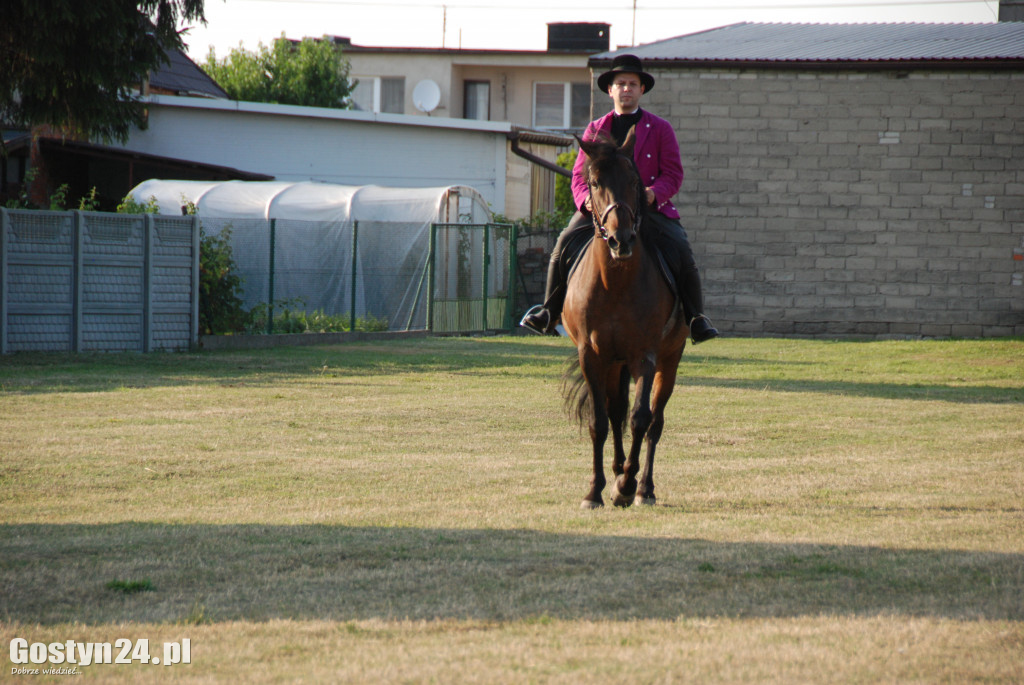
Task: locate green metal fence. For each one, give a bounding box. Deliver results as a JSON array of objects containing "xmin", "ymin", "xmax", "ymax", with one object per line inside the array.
[
  {"xmin": 428, "ymin": 223, "xmax": 516, "ymax": 334},
  {"xmin": 206, "ymin": 218, "xmax": 518, "ymax": 336}
]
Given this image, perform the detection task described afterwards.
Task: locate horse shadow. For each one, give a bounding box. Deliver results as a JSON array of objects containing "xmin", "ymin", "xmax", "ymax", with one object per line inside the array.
[{"xmin": 2, "ymin": 523, "xmax": 1021, "ymax": 625}]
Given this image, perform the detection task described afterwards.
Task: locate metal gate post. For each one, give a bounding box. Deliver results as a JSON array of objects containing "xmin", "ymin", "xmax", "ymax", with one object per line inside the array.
[
  {"xmin": 506, "ymin": 223, "xmax": 518, "ymax": 330},
  {"xmin": 267, "ymin": 218, "xmax": 276, "ymax": 334},
  {"xmin": 427, "ymin": 223, "xmax": 436, "ymax": 333},
  {"xmin": 350, "ymin": 220, "xmax": 358, "ymax": 333},
  {"xmin": 482, "ymin": 224, "xmax": 490, "ymax": 332}
]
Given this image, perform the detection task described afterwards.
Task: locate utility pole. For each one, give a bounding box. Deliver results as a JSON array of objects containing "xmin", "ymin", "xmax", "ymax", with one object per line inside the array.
[
  {"xmin": 442, "ymin": 5, "xmax": 447, "ymax": 48},
  {"xmin": 631, "ymin": 0, "xmax": 637, "ymax": 46}
]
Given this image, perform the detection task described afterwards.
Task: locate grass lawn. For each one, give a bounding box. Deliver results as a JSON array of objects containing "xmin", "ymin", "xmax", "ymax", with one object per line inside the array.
[{"xmin": 1, "ymin": 335, "xmax": 1022, "ymax": 682}]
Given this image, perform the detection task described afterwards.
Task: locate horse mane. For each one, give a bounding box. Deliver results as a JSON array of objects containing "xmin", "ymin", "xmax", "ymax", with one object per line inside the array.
[{"xmin": 580, "ymin": 135, "xmax": 624, "ymax": 177}]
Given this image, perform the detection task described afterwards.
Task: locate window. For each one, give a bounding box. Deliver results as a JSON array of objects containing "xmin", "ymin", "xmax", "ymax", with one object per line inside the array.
[
  {"xmin": 350, "ymin": 77, "xmax": 375, "ymax": 111},
  {"xmin": 570, "ymin": 83, "xmax": 591, "ymax": 127},
  {"xmin": 380, "ymin": 77, "xmax": 405, "ymax": 114},
  {"xmin": 533, "ymin": 82, "xmax": 590, "ymax": 130},
  {"xmin": 350, "ymin": 76, "xmax": 405, "ymax": 114},
  {"xmin": 464, "ymin": 81, "xmax": 490, "ymax": 120},
  {"xmin": 531, "ymin": 164, "xmax": 555, "ymax": 217}
]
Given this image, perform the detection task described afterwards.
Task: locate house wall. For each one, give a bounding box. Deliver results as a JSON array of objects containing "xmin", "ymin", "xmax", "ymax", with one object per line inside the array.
[
  {"xmin": 345, "ymin": 50, "xmax": 589, "ymax": 126},
  {"xmin": 346, "ymin": 54, "xmax": 455, "ymax": 116},
  {"xmin": 122, "ymin": 97, "xmax": 513, "ymax": 214},
  {"xmin": 454, "ymin": 65, "xmax": 591, "ymax": 126},
  {"xmin": 644, "ymin": 67, "xmax": 1024, "ymax": 338},
  {"xmin": 503, "ymin": 141, "xmax": 563, "ymax": 220}
]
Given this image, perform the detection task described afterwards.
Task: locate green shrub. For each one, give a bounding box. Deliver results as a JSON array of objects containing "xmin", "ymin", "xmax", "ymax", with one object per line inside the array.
[
  {"xmin": 115, "ymin": 194, "xmax": 160, "ymax": 214},
  {"xmin": 198, "ymin": 225, "xmax": 250, "ymax": 335},
  {"xmin": 113, "ymin": 194, "xmax": 250, "ymax": 335},
  {"xmin": 246, "ymin": 299, "xmax": 389, "ymax": 334},
  {"xmin": 77, "ymin": 187, "xmax": 100, "ymax": 211}
]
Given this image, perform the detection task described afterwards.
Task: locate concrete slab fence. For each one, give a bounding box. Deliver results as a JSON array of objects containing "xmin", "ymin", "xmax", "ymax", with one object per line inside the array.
[{"xmin": 1, "ymin": 208, "xmax": 199, "ymax": 353}]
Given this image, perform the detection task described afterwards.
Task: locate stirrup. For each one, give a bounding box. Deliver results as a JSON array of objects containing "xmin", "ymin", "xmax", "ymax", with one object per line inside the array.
[
  {"xmin": 519, "ymin": 305, "xmax": 565, "ymax": 337},
  {"xmin": 519, "ymin": 305, "xmax": 549, "ymax": 335},
  {"xmin": 689, "ymin": 315, "xmax": 719, "ymax": 344}
]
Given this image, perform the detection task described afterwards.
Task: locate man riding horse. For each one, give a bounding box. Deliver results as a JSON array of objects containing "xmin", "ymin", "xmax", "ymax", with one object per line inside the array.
[{"xmin": 521, "ymin": 54, "xmax": 718, "ymax": 344}]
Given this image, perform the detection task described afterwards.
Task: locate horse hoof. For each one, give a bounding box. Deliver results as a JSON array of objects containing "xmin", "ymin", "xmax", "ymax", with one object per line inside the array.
[
  {"xmin": 610, "ymin": 480, "xmax": 636, "ymax": 508},
  {"xmin": 636, "ymin": 496, "xmax": 657, "ymax": 506},
  {"xmin": 610, "ymin": 484, "xmax": 635, "ymax": 507},
  {"xmin": 580, "ymin": 499, "xmax": 604, "ymax": 510}
]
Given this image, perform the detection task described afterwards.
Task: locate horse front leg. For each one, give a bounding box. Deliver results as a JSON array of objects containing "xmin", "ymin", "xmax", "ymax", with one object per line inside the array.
[
  {"xmin": 581, "ymin": 353, "xmax": 609, "ymax": 509},
  {"xmin": 608, "ymin": 365, "xmax": 630, "ymax": 479},
  {"xmin": 613, "ymin": 354, "xmax": 655, "ymax": 507},
  {"xmin": 638, "ymin": 349, "xmax": 683, "ymax": 506}
]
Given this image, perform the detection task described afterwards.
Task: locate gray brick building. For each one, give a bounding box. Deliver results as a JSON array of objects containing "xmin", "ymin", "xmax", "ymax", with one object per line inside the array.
[{"xmin": 592, "ymin": 23, "xmax": 1024, "ymax": 338}]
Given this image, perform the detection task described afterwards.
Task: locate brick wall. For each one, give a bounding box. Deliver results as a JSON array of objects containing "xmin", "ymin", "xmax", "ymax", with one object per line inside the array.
[{"xmin": 644, "ymin": 67, "xmax": 1024, "ymax": 338}]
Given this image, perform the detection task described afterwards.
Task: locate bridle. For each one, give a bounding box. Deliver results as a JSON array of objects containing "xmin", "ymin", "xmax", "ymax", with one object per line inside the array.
[
  {"xmin": 589, "ymin": 156, "xmax": 644, "ymax": 242},
  {"xmin": 593, "ymin": 198, "xmax": 642, "ymax": 242}
]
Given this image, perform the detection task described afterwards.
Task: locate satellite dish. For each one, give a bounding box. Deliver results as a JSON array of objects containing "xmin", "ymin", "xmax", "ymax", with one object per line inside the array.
[{"xmin": 413, "ymin": 79, "xmax": 441, "ymax": 113}]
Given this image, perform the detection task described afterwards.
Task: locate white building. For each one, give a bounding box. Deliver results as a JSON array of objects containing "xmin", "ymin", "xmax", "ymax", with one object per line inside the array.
[{"xmin": 120, "ymin": 94, "xmax": 571, "ymax": 218}]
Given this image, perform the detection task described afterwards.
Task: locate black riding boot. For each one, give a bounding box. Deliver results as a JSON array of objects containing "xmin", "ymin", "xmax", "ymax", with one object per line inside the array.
[
  {"xmin": 678, "ymin": 266, "xmax": 719, "ymax": 344},
  {"xmin": 647, "ymin": 213, "xmax": 719, "ymax": 344},
  {"xmin": 520, "ymin": 256, "xmax": 564, "ymax": 335},
  {"xmin": 520, "ymin": 212, "xmax": 591, "ymax": 336}
]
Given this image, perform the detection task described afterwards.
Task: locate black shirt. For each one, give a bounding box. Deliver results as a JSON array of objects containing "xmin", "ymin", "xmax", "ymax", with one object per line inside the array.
[{"xmin": 610, "ymin": 109, "xmax": 643, "ymax": 146}]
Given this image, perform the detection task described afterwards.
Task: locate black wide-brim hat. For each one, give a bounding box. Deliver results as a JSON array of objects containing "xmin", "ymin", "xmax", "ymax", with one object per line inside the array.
[{"xmin": 597, "ymin": 54, "xmax": 655, "ymax": 92}]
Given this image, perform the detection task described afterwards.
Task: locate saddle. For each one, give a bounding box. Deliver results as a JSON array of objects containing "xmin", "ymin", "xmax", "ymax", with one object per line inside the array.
[{"xmin": 564, "ymin": 232, "xmax": 681, "ymax": 306}]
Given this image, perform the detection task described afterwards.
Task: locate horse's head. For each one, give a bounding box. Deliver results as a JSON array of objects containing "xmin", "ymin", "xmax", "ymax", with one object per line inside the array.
[{"xmin": 578, "ymin": 127, "xmax": 644, "ymax": 261}]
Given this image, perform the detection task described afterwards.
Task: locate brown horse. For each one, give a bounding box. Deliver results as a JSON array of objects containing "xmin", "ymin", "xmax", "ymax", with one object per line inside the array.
[{"xmin": 561, "ymin": 129, "xmax": 689, "ymax": 509}]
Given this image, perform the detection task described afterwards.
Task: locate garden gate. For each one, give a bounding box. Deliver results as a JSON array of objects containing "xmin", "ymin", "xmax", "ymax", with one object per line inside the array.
[{"xmin": 428, "ymin": 223, "xmax": 517, "ymax": 333}]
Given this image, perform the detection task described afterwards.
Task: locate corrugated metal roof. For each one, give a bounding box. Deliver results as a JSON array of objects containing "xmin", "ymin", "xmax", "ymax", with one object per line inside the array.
[{"xmin": 593, "ymin": 22, "xmax": 1024, "ymax": 65}]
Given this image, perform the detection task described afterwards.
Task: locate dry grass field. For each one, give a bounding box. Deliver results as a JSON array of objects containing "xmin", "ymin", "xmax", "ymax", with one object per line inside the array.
[{"xmin": 1, "ymin": 335, "xmax": 1022, "ymax": 683}]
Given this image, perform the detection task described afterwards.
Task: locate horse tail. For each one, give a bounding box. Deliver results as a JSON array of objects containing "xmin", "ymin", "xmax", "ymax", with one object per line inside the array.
[
  {"xmin": 561, "ymin": 355, "xmax": 591, "ymax": 429},
  {"xmin": 561, "ymin": 355, "xmax": 628, "ymax": 434}
]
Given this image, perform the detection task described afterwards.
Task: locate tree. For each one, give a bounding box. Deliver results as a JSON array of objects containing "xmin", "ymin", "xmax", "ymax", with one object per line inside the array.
[
  {"xmin": 202, "ymin": 36, "xmax": 355, "ymax": 109},
  {"xmin": 1, "ymin": 0, "xmax": 207, "ymax": 144},
  {"xmin": 554, "ymin": 150, "xmax": 577, "ymax": 219}
]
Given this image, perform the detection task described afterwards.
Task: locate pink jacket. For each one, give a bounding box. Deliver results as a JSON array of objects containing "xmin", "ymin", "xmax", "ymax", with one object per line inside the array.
[{"xmin": 571, "ymin": 109, "xmax": 684, "ymax": 219}]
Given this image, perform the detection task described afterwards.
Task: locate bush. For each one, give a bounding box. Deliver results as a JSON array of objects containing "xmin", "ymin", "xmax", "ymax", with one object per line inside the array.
[
  {"xmin": 246, "ymin": 299, "xmax": 389, "ymax": 334},
  {"xmin": 198, "ymin": 225, "xmax": 250, "ymax": 335},
  {"xmin": 115, "ymin": 194, "xmax": 250, "ymax": 335},
  {"xmin": 115, "ymin": 194, "xmax": 160, "ymax": 214},
  {"xmin": 554, "ymin": 149, "xmax": 577, "ymax": 218}
]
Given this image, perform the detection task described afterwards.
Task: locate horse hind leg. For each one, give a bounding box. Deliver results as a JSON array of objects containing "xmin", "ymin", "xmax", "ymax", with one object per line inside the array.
[
  {"xmin": 582, "ymin": 405, "xmax": 609, "ymax": 509},
  {"xmin": 612, "ymin": 357, "xmax": 655, "ymax": 507},
  {"xmin": 609, "ymin": 368, "xmax": 636, "ymax": 507},
  {"xmin": 608, "ymin": 365, "xmax": 630, "ymax": 478}
]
